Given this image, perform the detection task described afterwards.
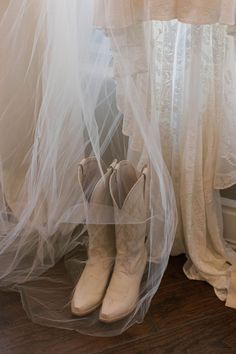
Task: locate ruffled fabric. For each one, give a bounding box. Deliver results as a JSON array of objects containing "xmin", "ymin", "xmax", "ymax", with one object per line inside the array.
[{"xmin": 94, "ymin": 0, "xmax": 236, "ymax": 28}]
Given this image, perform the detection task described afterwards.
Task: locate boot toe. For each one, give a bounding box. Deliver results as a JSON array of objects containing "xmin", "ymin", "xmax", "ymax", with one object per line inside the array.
[
  {"xmin": 71, "ymin": 284, "xmax": 104, "ymax": 316},
  {"xmin": 71, "ymin": 295, "xmax": 102, "ymax": 316},
  {"xmin": 99, "ymin": 296, "xmax": 136, "ymax": 323},
  {"xmin": 71, "ymin": 262, "xmax": 114, "ymax": 317}
]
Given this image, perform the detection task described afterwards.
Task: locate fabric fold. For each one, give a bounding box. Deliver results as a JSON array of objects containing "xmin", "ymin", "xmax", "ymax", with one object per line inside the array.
[{"xmin": 94, "ymin": 0, "xmax": 236, "ymax": 29}]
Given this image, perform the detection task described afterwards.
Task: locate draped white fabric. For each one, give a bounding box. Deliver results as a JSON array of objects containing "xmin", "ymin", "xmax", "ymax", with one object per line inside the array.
[
  {"xmin": 151, "ymin": 23, "xmax": 236, "ymax": 306},
  {"xmin": 104, "ymin": 17, "xmax": 236, "ymax": 308},
  {"xmin": 0, "ymin": 0, "xmax": 236, "ymax": 337},
  {"xmin": 94, "ymin": 0, "xmax": 236, "ymax": 308},
  {"xmin": 0, "ymin": 0, "xmax": 177, "ymax": 336}
]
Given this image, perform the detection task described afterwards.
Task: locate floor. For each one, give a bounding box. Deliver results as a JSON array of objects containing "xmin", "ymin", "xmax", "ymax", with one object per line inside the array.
[
  {"xmin": 221, "ymin": 185, "xmax": 236, "ymax": 200},
  {"xmin": 1, "ymin": 256, "xmax": 236, "ymax": 354}
]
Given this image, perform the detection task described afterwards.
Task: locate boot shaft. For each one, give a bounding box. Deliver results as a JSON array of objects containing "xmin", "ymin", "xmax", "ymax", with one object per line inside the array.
[
  {"xmin": 78, "ymin": 157, "xmax": 117, "ymax": 262},
  {"xmin": 109, "ymin": 161, "xmax": 148, "ymax": 273}
]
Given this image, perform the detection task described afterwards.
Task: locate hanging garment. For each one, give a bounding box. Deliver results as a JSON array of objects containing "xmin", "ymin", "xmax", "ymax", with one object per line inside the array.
[
  {"xmin": 95, "ymin": 2, "xmax": 236, "ymax": 309},
  {"xmin": 151, "ymin": 22, "xmax": 236, "ymax": 307}
]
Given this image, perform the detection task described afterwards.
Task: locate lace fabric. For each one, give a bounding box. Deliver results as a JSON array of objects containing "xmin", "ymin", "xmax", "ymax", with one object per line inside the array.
[{"xmin": 104, "ymin": 20, "xmax": 236, "ymax": 306}]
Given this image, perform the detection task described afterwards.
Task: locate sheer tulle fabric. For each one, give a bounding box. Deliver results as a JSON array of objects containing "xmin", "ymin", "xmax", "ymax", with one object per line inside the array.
[{"xmin": 0, "ymin": 1, "xmax": 177, "ymax": 335}]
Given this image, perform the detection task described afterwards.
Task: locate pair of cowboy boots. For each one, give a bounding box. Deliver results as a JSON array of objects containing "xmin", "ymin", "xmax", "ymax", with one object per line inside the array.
[{"xmin": 71, "ymin": 157, "xmax": 148, "ymax": 323}]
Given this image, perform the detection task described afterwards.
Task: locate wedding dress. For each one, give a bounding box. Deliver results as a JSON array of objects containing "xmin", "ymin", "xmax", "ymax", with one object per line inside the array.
[
  {"xmin": 95, "ymin": 0, "xmax": 236, "ymax": 309},
  {"xmin": 0, "ymin": 0, "xmax": 235, "ymax": 336}
]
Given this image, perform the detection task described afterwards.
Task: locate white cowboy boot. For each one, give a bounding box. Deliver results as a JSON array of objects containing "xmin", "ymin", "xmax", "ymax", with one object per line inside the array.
[
  {"xmin": 71, "ymin": 157, "xmax": 116, "ymax": 316},
  {"xmin": 99, "ymin": 161, "xmax": 148, "ymax": 323}
]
